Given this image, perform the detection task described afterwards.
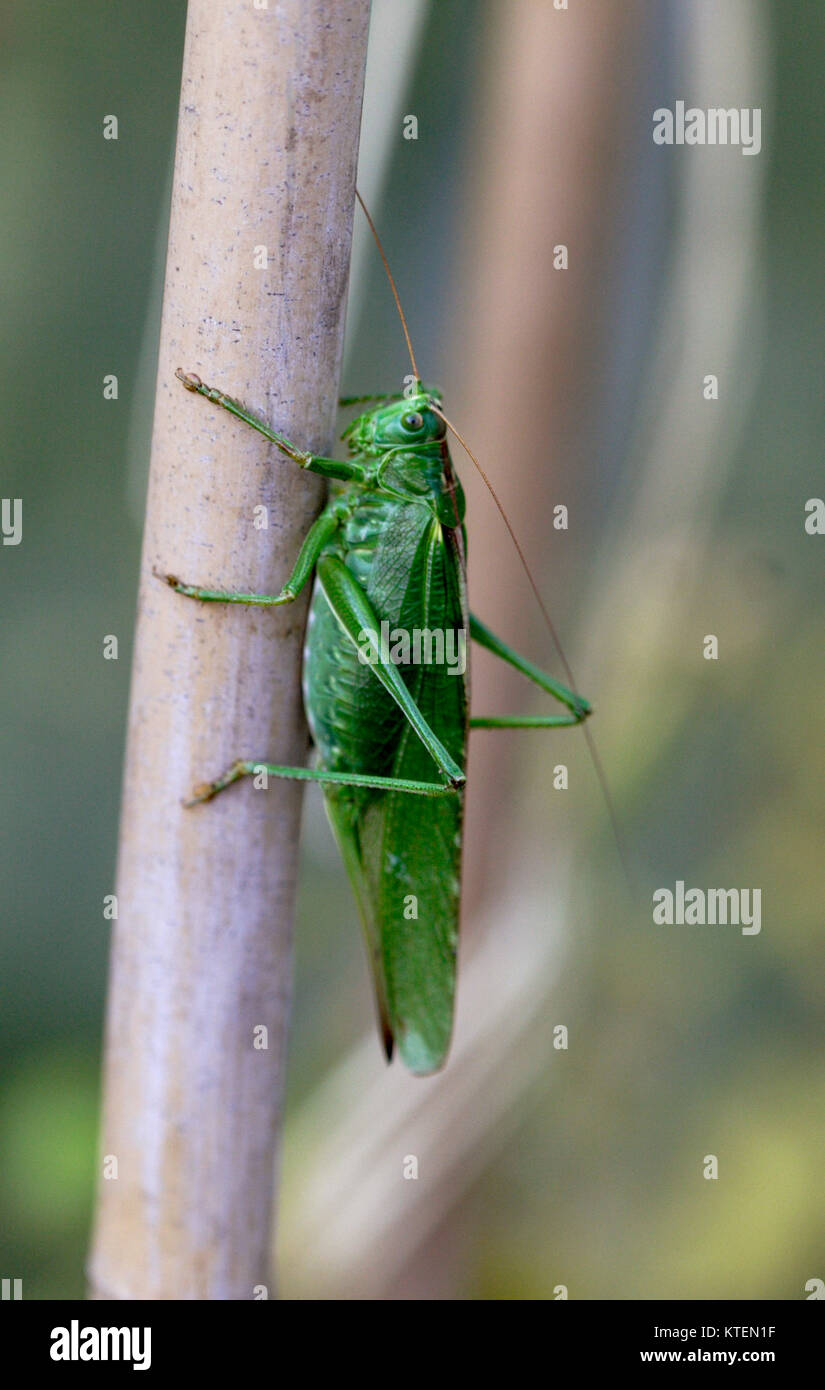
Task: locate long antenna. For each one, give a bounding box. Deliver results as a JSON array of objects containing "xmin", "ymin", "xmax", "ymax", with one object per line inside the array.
[
  {"xmin": 355, "ymin": 189, "xmax": 420, "ymax": 383},
  {"xmin": 354, "ymin": 188, "xmax": 633, "ymax": 886}
]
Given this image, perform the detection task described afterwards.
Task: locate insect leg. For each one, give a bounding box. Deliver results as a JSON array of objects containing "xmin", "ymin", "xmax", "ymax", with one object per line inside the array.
[
  {"xmin": 316, "ymin": 553, "xmax": 466, "ymax": 787},
  {"xmin": 185, "ymin": 760, "xmax": 455, "ymax": 806},
  {"xmin": 176, "ymin": 370, "xmax": 366, "ymax": 482},
  {"xmin": 156, "ymin": 505, "xmax": 341, "ymax": 605},
  {"xmin": 469, "ymin": 612, "xmax": 591, "ymax": 727}
]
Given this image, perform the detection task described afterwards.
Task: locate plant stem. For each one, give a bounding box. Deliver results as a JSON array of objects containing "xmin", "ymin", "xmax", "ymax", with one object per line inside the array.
[{"xmin": 88, "ymin": 0, "xmax": 371, "ymax": 1300}]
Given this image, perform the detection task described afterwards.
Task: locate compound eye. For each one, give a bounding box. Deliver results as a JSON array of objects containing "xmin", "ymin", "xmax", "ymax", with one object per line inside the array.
[{"xmin": 401, "ymin": 411, "xmax": 424, "ymax": 432}]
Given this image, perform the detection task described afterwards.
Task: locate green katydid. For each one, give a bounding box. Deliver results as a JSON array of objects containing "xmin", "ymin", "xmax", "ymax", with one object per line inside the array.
[{"xmin": 159, "ymin": 194, "xmax": 597, "ymax": 1076}]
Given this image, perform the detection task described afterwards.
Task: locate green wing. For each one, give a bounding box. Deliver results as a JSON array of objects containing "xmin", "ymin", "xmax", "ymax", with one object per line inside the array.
[{"xmin": 322, "ymin": 515, "xmax": 468, "ymax": 1074}]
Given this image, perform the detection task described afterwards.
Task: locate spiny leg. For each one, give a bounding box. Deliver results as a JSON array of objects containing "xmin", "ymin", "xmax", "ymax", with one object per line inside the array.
[
  {"xmin": 186, "ymin": 759, "xmax": 456, "ymax": 807},
  {"xmin": 471, "ymin": 712, "xmax": 587, "ymax": 729},
  {"xmin": 156, "ymin": 504, "xmax": 341, "ymax": 606},
  {"xmin": 472, "ymin": 616, "xmax": 633, "ymax": 887},
  {"xmin": 316, "ymin": 553, "xmax": 466, "ymax": 787},
  {"xmin": 187, "ymin": 556, "xmax": 470, "ymax": 806},
  {"xmin": 176, "ymin": 370, "xmax": 367, "ymax": 483},
  {"xmin": 469, "ymin": 612, "xmax": 591, "ymax": 729}
]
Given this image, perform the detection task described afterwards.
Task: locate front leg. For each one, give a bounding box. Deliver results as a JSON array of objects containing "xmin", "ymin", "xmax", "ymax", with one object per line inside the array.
[{"xmin": 176, "ymin": 370, "xmax": 367, "ymax": 483}]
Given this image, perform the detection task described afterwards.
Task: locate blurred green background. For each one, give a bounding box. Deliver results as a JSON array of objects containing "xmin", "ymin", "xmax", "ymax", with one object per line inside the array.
[{"xmin": 1, "ymin": 0, "xmax": 822, "ymax": 1299}]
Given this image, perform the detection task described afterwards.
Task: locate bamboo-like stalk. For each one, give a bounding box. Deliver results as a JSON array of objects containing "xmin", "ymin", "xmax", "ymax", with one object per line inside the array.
[{"xmin": 88, "ymin": 0, "xmax": 370, "ymax": 1301}]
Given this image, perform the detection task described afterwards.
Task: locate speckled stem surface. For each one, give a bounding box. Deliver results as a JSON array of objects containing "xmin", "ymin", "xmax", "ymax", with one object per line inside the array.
[{"xmin": 88, "ymin": 0, "xmax": 371, "ymax": 1300}]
